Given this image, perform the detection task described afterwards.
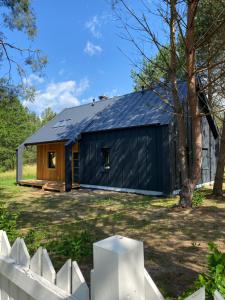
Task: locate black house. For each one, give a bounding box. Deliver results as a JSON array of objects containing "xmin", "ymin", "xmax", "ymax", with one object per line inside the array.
[{"xmin": 17, "ymin": 81, "xmax": 218, "ymax": 195}]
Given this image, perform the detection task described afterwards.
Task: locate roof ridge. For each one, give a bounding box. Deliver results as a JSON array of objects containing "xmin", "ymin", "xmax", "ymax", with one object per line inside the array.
[
  {"xmin": 61, "ymin": 89, "xmax": 149, "ymax": 112},
  {"xmin": 59, "ymin": 82, "xmax": 187, "ymax": 113},
  {"xmin": 63, "ymin": 95, "xmax": 121, "ymax": 111}
]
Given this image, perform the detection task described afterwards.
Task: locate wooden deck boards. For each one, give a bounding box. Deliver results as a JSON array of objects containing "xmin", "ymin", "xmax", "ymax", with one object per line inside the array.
[{"xmin": 18, "ymin": 180, "xmax": 79, "ymax": 192}]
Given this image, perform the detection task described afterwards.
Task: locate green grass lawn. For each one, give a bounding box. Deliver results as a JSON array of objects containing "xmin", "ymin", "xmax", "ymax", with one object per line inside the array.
[
  {"xmin": 0, "ymin": 164, "xmax": 36, "ymax": 185},
  {"xmin": 0, "ymin": 165, "xmax": 224, "ymax": 299}
]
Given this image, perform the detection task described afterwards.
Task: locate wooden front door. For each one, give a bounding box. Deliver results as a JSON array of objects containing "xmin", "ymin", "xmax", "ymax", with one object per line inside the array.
[{"xmin": 73, "ymin": 152, "xmax": 80, "ymax": 183}]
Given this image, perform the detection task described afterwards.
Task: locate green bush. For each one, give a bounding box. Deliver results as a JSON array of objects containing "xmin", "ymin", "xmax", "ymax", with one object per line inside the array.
[
  {"xmin": 0, "ymin": 202, "xmax": 19, "ymax": 242},
  {"xmin": 192, "ymin": 191, "xmax": 205, "ymax": 207},
  {"xmin": 195, "ymin": 243, "xmax": 225, "ymax": 298},
  {"xmin": 179, "ymin": 243, "xmax": 225, "ymax": 299}
]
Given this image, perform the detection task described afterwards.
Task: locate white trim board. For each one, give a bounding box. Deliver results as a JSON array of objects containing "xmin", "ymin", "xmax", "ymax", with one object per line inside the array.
[
  {"xmin": 172, "ymin": 181, "xmax": 214, "ymax": 195},
  {"xmin": 80, "ymin": 184, "xmax": 164, "ymax": 196}
]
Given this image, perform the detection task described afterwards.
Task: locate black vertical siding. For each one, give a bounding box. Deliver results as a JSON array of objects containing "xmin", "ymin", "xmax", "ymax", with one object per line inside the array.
[
  {"xmin": 80, "ymin": 126, "xmax": 170, "ymax": 193},
  {"xmin": 200, "ymin": 115, "xmax": 218, "ymax": 184},
  {"xmin": 169, "ymin": 114, "xmax": 218, "ymax": 192},
  {"xmin": 161, "ymin": 125, "xmax": 172, "ymax": 194}
]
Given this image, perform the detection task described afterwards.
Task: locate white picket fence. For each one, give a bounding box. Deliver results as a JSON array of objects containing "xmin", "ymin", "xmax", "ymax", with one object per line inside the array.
[{"xmin": 0, "ymin": 230, "xmax": 224, "ymax": 300}]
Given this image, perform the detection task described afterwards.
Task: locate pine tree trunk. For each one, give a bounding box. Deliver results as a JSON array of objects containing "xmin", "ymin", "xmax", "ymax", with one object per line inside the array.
[
  {"xmin": 170, "ymin": 0, "xmax": 189, "ymax": 191},
  {"xmin": 213, "ymin": 113, "xmax": 225, "ymax": 196},
  {"xmin": 180, "ymin": 179, "xmax": 196, "ymax": 207},
  {"xmin": 207, "ymin": 59, "xmax": 213, "ymax": 107},
  {"xmin": 169, "ymin": 0, "xmax": 202, "ymax": 207},
  {"xmin": 179, "ymin": 0, "xmax": 202, "ymax": 207}
]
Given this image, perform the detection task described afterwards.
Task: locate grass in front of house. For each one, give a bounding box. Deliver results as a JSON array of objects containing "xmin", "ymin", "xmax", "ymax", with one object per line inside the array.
[
  {"xmin": 0, "ymin": 164, "xmax": 36, "ymax": 198},
  {"xmin": 0, "ymin": 166, "xmax": 224, "ymax": 299},
  {"xmin": 0, "ymin": 164, "xmax": 36, "ymax": 185}
]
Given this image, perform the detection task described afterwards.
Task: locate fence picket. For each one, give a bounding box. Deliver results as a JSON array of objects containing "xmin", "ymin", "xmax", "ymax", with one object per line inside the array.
[
  {"xmin": 144, "ymin": 268, "xmax": 164, "ymax": 300},
  {"xmin": 1, "ymin": 288, "xmax": 10, "ymax": 300},
  {"xmin": 30, "ymin": 247, "xmax": 42, "ymax": 275},
  {"xmin": 214, "ymin": 291, "xmax": 224, "ymax": 300},
  {"xmin": 18, "ymin": 239, "xmax": 30, "ymax": 268},
  {"xmin": 8, "ymin": 280, "xmax": 17, "ymax": 300},
  {"xmin": 184, "ymin": 287, "xmax": 205, "ymax": 300},
  {"xmin": 0, "ymin": 275, "xmax": 10, "ymax": 300},
  {"xmin": 0, "ymin": 231, "xmax": 11, "ymax": 256},
  {"xmin": 42, "ymin": 248, "xmax": 56, "ymax": 284},
  {"xmin": 10, "ymin": 238, "xmax": 20, "ymax": 264},
  {"xmin": 71, "ymin": 261, "xmax": 89, "ymax": 300},
  {"xmin": 56, "ymin": 259, "xmax": 72, "ymax": 294}
]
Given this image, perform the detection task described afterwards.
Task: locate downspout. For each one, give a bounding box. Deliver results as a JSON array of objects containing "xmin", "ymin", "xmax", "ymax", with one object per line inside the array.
[{"xmin": 16, "ymin": 143, "xmax": 25, "ymax": 183}]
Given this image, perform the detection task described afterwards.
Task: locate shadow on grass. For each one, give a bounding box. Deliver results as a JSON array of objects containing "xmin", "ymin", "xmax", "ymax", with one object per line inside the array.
[{"xmin": 1, "ymin": 186, "xmax": 225, "ymax": 298}]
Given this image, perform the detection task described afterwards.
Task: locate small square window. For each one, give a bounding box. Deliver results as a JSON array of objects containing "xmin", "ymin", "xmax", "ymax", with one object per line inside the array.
[
  {"xmin": 48, "ymin": 152, "xmax": 56, "ymax": 169},
  {"xmin": 202, "ymin": 148, "xmax": 209, "ymax": 170},
  {"xmin": 102, "ymin": 148, "xmax": 110, "ymax": 170}
]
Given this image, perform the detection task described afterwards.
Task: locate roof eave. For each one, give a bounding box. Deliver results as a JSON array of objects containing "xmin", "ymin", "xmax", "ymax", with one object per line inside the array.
[{"xmin": 24, "ymin": 139, "xmax": 69, "ymax": 146}]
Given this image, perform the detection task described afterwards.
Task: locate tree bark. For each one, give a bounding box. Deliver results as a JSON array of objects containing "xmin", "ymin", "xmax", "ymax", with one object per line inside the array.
[
  {"xmin": 180, "ymin": 0, "xmax": 202, "ymax": 207},
  {"xmin": 170, "ymin": 0, "xmax": 192, "ymax": 207},
  {"xmin": 213, "ymin": 113, "xmax": 225, "ymax": 196},
  {"xmin": 207, "ymin": 53, "xmax": 213, "ymax": 107}
]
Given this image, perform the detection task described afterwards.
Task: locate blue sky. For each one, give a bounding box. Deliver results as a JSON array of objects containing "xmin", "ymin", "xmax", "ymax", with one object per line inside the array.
[{"xmin": 9, "ymin": 0, "xmax": 166, "ymax": 115}]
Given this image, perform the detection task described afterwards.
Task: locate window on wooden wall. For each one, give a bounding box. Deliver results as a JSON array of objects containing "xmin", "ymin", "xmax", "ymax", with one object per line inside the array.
[
  {"xmin": 102, "ymin": 148, "xmax": 110, "ymax": 170},
  {"xmin": 48, "ymin": 152, "xmax": 56, "ymax": 169}
]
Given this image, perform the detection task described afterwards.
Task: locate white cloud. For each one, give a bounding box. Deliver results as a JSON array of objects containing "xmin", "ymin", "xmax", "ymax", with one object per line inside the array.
[
  {"xmin": 85, "ymin": 15, "xmax": 102, "ymax": 38},
  {"xmin": 23, "ymin": 79, "xmax": 90, "ymax": 115},
  {"xmin": 85, "ymin": 14, "xmax": 111, "ymax": 38},
  {"xmin": 75, "ymin": 78, "xmax": 90, "ymax": 94},
  {"xmin": 23, "ymin": 74, "xmax": 44, "ymax": 86},
  {"xmin": 84, "ymin": 41, "xmax": 102, "ymax": 56}
]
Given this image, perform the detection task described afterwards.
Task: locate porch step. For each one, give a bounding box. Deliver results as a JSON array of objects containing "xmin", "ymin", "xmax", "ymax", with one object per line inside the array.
[
  {"xmin": 19, "ymin": 179, "xmax": 46, "ymax": 187},
  {"xmin": 42, "ymin": 181, "xmax": 65, "ymax": 192},
  {"xmin": 19, "ymin": 179, "xmax": 80, "ymax": 192}
]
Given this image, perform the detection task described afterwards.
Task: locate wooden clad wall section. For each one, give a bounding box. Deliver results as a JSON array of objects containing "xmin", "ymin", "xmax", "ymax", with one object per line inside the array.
[
  {"xmin": 72, "ymin": 143, "xmax": 79, "ymax": 152},
  {"xmin": 37, "ymin": 142, "xmax": 65, "ymax": 181}
]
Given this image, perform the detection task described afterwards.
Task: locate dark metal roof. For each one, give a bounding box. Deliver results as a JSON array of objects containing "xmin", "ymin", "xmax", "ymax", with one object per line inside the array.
[
  {"xmin": 84, "ymin": 83, "xmax": 187, "ymax": 133},
  {"xmin": 23, "ymin": 98, "xmax": 118, "ymax": 145},
  {"xmin": 24, "ymin": 81, "xmax": 188, "ymax": 145}
]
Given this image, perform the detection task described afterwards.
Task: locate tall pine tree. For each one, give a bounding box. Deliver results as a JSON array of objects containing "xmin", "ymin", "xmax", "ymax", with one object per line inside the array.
[{"xmin": 0, "ymin": 95, "xmax": 41, "ymax": 171}]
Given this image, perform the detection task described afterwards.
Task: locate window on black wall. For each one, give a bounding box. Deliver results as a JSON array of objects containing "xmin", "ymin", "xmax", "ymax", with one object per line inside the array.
[
  {"xmin": 202, "ymin": 148, "xmax": 209, "ymax": 170},
  {"xmin": 102, "ymin": 148, "xmax": 110, "ymax": 170}
]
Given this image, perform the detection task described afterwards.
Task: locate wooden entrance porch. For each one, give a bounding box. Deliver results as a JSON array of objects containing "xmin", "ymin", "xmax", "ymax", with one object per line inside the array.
[
  {"xmin": 18, "ymin": 179, "xmax": 80, "ymax": 192},
  {"xmin": 17, "ymin": 141, "xmax": 80, "ymax": 192}
]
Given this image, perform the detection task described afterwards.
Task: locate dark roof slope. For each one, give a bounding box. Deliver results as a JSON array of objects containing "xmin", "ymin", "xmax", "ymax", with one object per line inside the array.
[
  {"xmin": 83, "ymin": 82, "xmax": 187, "ymax": 133},
  {"xmin": 24, "ymin": 81, "xmax": 188, "ymax": 145},
  {"xmin": 24, "ymin": 97, "xmax": 118, "ymax": 145}
]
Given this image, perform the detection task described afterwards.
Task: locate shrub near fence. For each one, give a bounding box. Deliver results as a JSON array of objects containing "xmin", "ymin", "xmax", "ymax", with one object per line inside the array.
[{"xmin": 0, "ymin": 230, "xmax": 224, "ymax": 300}]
